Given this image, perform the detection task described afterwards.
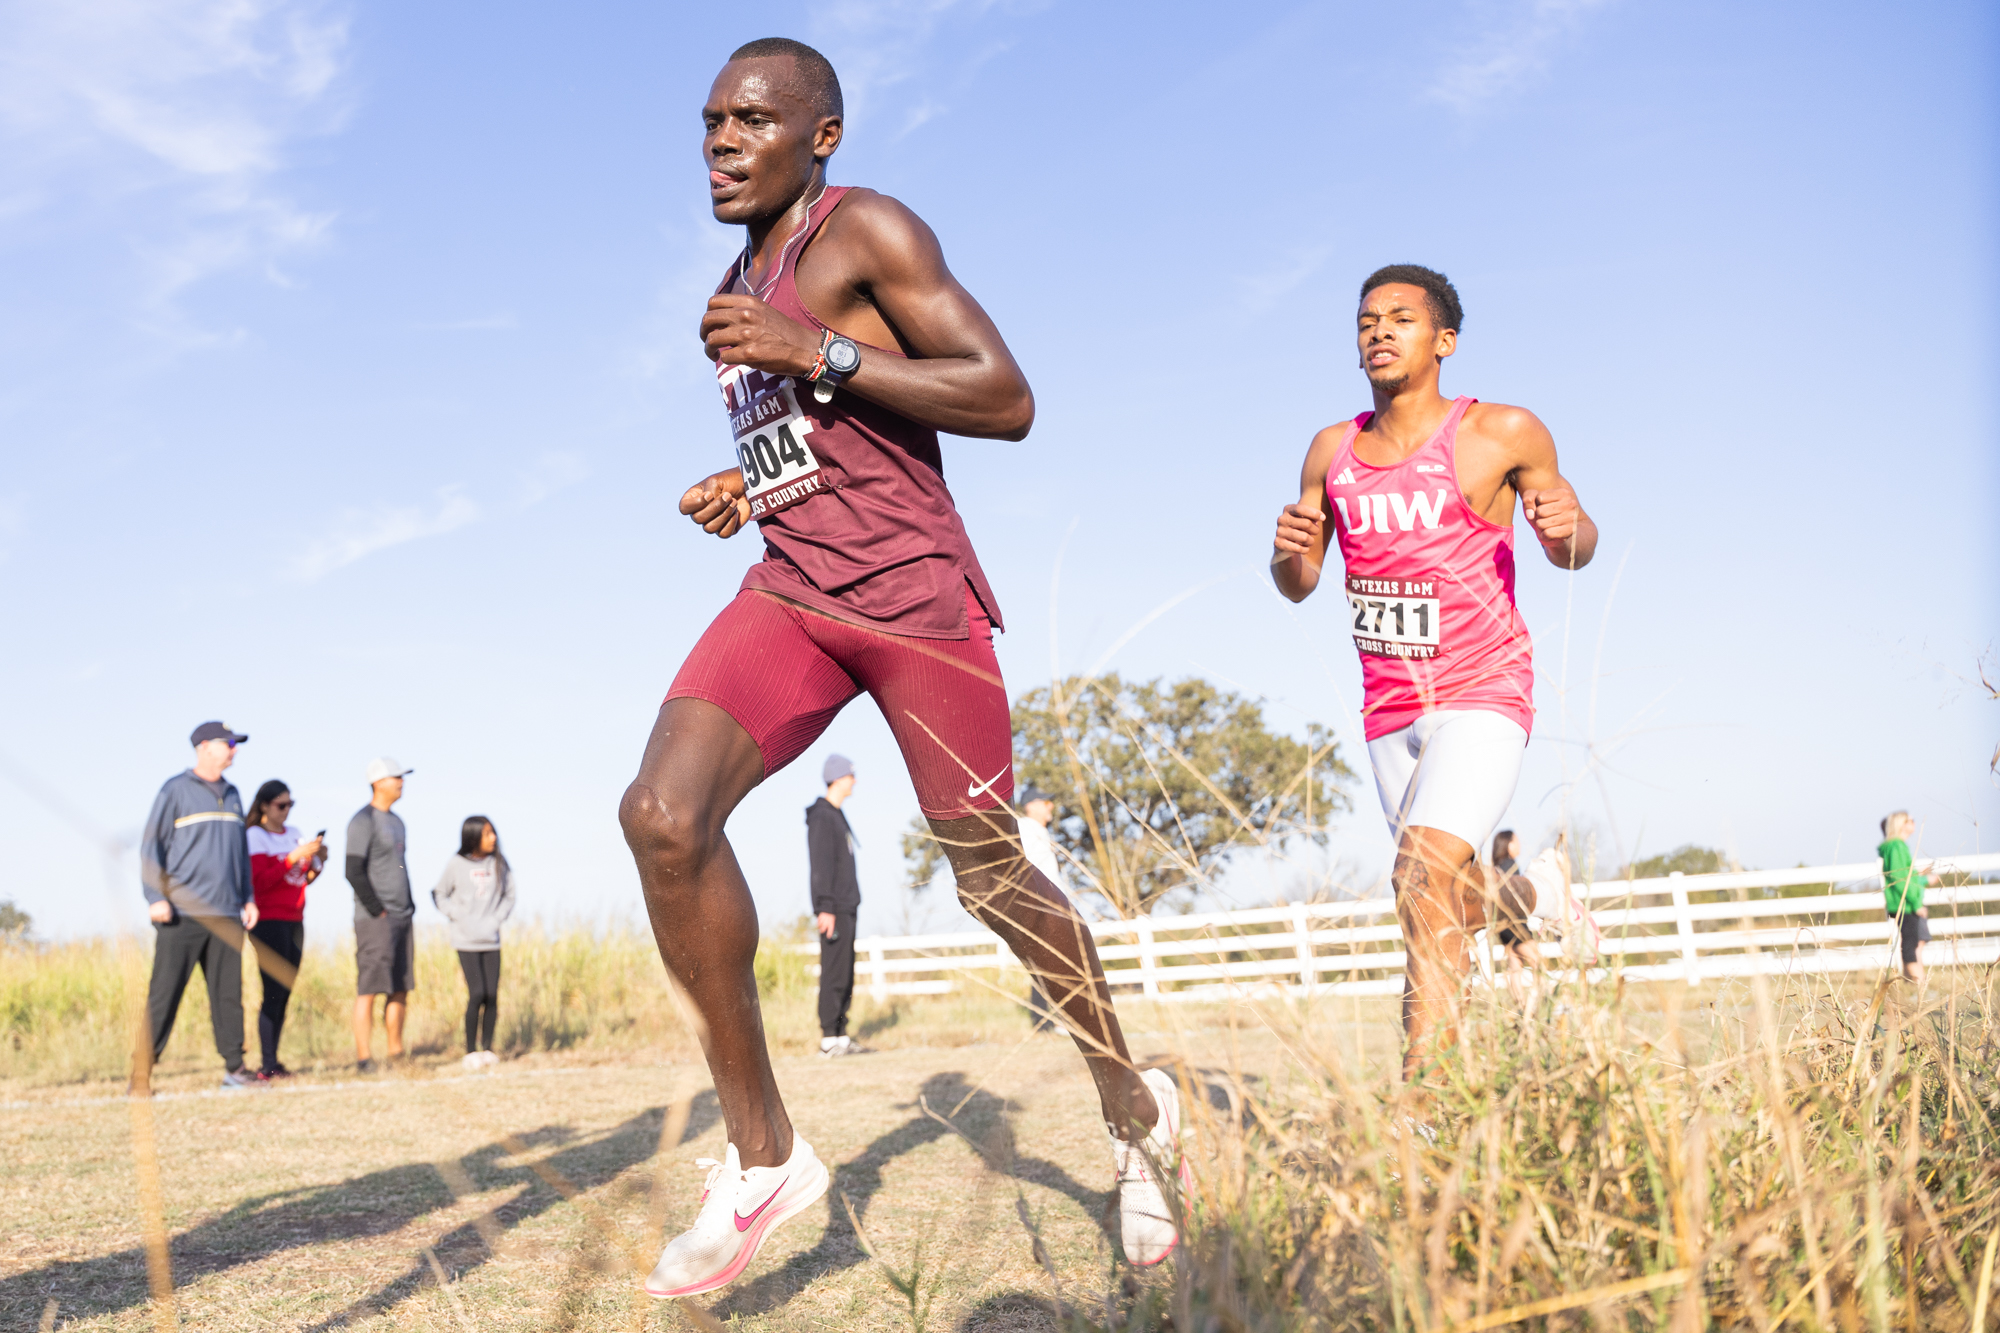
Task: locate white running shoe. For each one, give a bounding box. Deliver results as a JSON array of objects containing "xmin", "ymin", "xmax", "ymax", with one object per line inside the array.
[
  {"xmin": 1110, "ymin": 1067, "xmax": 1190, "ymax": 1267},
  {"xmin": 644, "ymin": 1135, "xmax": 829, "ymax": 1298},
  {"xmin": 1524, "ymin": 837, "xmax": 1600, "ymax": 965}
]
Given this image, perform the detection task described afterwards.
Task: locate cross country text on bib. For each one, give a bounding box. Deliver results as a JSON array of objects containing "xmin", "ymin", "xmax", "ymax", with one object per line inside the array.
[
  {"xmin": 1345, "ymin": 573, "xmax": 1442, "ymax": 660},
  {"xmin": 719, "ymin": 363, "xmax": 825, "ymax": 520}
]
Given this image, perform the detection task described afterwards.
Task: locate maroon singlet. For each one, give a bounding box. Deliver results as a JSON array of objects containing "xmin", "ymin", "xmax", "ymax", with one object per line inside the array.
[{"xmin": 714, "ymin": 185, "xmax": 1004, "ymax": 641}]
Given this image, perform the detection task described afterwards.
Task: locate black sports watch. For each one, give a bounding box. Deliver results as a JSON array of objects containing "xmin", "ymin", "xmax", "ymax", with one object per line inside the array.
[{"xmin": 810, "ymin": 333, "xmax": 861, "ymax": 403}]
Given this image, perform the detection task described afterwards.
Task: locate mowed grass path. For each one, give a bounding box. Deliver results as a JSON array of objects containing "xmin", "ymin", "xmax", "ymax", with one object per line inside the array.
[{"xmin": 2, "ymin": 1011, "xmax": 1402, "ymax": 1332}]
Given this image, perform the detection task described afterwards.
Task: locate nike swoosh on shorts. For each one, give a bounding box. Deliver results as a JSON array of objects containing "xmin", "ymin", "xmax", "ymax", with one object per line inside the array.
[{"xmin": 967, "ymin": 770, "xmax": 1006, "ymax": 799}]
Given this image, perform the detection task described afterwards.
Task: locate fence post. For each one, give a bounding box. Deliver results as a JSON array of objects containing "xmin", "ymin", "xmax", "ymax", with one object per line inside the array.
[
  {"xmin": 1669, "ymin": 871, "xmax": 1699, "ymax": 983},
  {"xmin": 869, "ymin": 942, "xmax": 888, "ymax": 1003},
  {"xmin": 1135, "ymin": 921, "xmax": 1160, "ymax": 998},
  {"xmin": 1292, "ymin": 902, "xmax": 1316, "ymax": 993}
]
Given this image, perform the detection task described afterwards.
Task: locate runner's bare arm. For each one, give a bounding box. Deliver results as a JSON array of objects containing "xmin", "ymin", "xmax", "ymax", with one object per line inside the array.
[
  {"xmin": 700, "ymin": 192, "xmax": 1034, "ymax": 441},
  {"xmin": 1272, "ymin": 424, "xmax": 1347, "ymax": 601},
  {"xmin": 1494, "ymin": 408, "xmax": 1598, "ymax": 569}
]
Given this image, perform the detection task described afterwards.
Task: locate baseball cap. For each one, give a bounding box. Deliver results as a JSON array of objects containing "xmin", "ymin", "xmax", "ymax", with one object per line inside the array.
[
  {"xmin": 821, "ymin": 753, "xmax": 854, "ymax": 784},
  {"xmin": 365, "ymin": 757, "xmax": 413, "ymax": 785},
  {"xmin": 1018, "ymin": 784, "xmax": 1055, "ymax": 805},
  {"xmin": 190, "ymin": 721, "xmax": 248, "ymax": 747}
]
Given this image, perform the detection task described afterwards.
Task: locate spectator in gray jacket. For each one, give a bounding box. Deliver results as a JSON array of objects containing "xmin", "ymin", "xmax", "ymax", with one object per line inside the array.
[
  {"xmin": 433, "ymin": 815, "xmax": 518, "ymax": 1068},
  {"xmin": 138, "ymin": 721, "xmax": 261, "ymax": 1093},
  {"xmin": 347, "ymin": 756, "xmax": 414, "ymax": 1071}
]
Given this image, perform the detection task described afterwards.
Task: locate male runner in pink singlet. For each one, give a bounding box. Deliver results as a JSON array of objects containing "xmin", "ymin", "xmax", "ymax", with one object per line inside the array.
[
  {"xmin": 1268, "ymin": 265, "xmax": 1602, "ymax": 1082},
  {"xmin": 623, "ymin": 39, "xmax": 1186, "ymax": 1296}
]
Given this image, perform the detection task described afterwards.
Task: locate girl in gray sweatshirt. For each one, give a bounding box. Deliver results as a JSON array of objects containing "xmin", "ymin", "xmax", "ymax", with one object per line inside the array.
[{"xmin": 432, "ymin": 816, "xmax": 518, "ymax": 1065}]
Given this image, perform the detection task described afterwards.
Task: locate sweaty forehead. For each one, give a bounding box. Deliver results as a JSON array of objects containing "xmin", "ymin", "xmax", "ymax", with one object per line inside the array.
[
  {"xmin": 707, "ymin": 57, "xmax": 813, "ymax": 114},
  {"xmin": 1358, "ymin": 283, "xmax": 1428, "ymax": 317}
]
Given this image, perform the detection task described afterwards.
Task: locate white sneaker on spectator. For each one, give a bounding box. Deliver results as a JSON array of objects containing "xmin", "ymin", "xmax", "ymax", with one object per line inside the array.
[{"xmin": 644, "ymin": 1136, "xmax": 829, "ymax": 1297}]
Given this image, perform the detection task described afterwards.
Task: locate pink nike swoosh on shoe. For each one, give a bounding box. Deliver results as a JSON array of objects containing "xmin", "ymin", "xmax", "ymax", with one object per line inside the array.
[{"xmin": 734, "ymin": 1178, "xmax": 786, "ymax": 1232}]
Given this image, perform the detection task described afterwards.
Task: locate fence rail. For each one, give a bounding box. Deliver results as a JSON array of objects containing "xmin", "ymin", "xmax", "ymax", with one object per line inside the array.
[{"xmin": 798, "ymin": 854, "xmax": 2000, "ymax": 1003}]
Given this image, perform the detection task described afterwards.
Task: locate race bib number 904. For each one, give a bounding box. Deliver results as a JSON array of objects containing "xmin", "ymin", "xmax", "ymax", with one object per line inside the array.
[
  {"xmin": 720, "ymin": 364, "xmax": 825, "ymax": 519},
  {"xmin": 1346, "ymin": 574, "xmax": 1442, "ymax": 659}
]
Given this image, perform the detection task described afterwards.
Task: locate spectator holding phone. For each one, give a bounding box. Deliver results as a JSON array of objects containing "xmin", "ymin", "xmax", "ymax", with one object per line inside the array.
[
  {"xmin": 245, "ymin": 780, "xmax": 324, "ymax": 1078},
  {"xmin": 432, "ymin": 815, "xmax": 518, "ymax": 1069}
]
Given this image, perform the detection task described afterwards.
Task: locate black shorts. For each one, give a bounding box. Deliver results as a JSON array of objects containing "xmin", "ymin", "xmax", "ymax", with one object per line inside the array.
[
  {"xmin": 1895, "ymin": 912, "xmax": 1931, "ymax": 964},
  {"xmin": 355, "ymin": 913, "xmax": 416, "ymax": 995}
]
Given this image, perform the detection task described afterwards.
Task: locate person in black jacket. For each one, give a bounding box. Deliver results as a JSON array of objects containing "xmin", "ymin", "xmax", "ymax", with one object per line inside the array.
[{"xmin": 806, "ymin": 754, "xmax": 866, "ymax": 1055}]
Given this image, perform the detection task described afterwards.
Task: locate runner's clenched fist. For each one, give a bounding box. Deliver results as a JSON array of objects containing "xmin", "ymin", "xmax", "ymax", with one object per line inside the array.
[
  {"xmin": 1273, "ymin": 503, "xmax": 1324, "ymax": 558},
  {"xmin": 1519, "ymin": 481, "xmax": 1583, "ymax": 553},
  {"xmin": 679, "ymin": 467, "xmax": 751, "ymax": 538},
  {"xmin": 701, "ymin": 294, "xmax": 819, "ymax": 375}
]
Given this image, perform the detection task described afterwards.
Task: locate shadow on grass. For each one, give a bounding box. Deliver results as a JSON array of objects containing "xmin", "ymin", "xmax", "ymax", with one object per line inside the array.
[
  {"xmin": 953, "ymin": 1288, "xmax": 1060, "ymax": 1331},
  {"xmin": 709, "ymin": 1069, "xmax": 1112, "ymax": 1321},
  {"xmin": 1, "ymin": 1091, "xmax": 721, "ymax": 1330}
]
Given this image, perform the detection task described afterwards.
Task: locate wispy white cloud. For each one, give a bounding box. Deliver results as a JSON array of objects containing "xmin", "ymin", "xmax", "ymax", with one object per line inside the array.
[
  {"xmin": 810, "ymin": 2, "xmax": 1039, "ymax": 138},
  {"xmin": 1429, "ymin": 0, "xmax": 1614, "ymax": 113},
  {"xmin": 290, "ymin": 488, "xmax": 481, "ymax": 581},
  {"xmin": 0, "ymin": 0, "xmax": 353, "ymax": 332},
  {"xmin": 1239, "ymin": 243, "xmax": 1334, "ymax": 314},
  {"xmin": 417, "ymin": 313, "xmax": 520, "ymax": 333},
  {"xmin": 286, "ymin": 452, "xmax": 590, "ymax": 581}
]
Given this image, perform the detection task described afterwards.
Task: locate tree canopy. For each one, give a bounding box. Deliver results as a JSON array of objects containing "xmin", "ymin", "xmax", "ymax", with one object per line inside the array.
[
  {"xmin": 1624, "ymin": 844, "xmax": 1731, "ymax": 879},
  {"xmin": 904, "ymin": 673, "xmax": 1354, "ymax": 918}
]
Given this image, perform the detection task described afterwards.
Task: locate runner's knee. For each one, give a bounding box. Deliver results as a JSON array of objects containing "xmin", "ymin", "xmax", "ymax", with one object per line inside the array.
[{"xmin": 619, "ymin": 781, "xmax": 721, "ymax": 876}]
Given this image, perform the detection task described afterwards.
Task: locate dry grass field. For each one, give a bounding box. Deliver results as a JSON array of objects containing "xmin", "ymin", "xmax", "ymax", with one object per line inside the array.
[{"xmin": 6, "ymin": 926, "xmax": 2000, "ymax": 1331}]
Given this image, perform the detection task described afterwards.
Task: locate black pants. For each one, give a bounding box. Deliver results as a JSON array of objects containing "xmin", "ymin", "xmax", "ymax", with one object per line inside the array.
[
  {"xmin": 146, "ymin": 915, "xmax": 244, "ymax": 1073},
  {"xmin": 457, "ymin": 950, "xmax": 501, "ymax": 1052},
  {"xmin": 818, "ymin": 914, "xmax": 857, "ymax": 1038},
  {"xmin": 249, "ymin": 919, "xmax": 305, "ymax": 1072}
]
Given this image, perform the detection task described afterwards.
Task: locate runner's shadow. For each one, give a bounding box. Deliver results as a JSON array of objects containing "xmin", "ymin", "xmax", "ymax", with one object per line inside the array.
[
  {"xmin": 301, "ymin": 1090, "xmax": 721, "ymax": 1332},
  {"xmin": 4, "ymin": 1092, "xmax": 719, "ymax": 1330},
  {"xmin": 709, "ymin": 1071, "xmax": 1111, "ymax": 1321}
]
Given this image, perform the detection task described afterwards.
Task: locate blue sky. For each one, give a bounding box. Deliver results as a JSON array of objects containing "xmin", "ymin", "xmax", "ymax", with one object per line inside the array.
[{"xmin": 3, "ymin": 0, "xmax": 1994, "ymax": 944}]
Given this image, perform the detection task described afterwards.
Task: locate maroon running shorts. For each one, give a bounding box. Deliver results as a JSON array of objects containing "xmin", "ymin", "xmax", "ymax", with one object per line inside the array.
[{"xmin": 666, "ymin": 584, "xmax": 1014, "ymax": 819}]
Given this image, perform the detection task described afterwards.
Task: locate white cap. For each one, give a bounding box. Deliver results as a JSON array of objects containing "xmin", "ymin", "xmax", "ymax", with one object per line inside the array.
[{"xmin": 365, "ymin": 756, "xmax": 413, "ymax": 785}]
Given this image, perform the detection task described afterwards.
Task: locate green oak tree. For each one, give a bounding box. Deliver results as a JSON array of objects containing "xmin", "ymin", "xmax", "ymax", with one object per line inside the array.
[{"xmin": 904, "ymin": 673, "xmax": 1354, "ymax": 918}]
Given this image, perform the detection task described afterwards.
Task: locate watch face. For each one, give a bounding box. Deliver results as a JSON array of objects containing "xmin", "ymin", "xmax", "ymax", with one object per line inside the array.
[{"xmin": 827, "ymin": 339, "xmax": 860, "ymax": 373}]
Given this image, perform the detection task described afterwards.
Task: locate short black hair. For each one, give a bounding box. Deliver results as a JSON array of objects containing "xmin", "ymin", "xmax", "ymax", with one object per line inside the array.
[
  {"xmin": 1360, "ymin": 264, "xmax": 1463, "ymax": 333},
  {"xmin": 728, "ymin": 37, "xmax": 843, "ymax": 120}
]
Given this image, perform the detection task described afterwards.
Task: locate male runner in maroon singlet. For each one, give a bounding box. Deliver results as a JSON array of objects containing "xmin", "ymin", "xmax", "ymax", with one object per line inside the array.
[
  {"xmin": 1268, "ymin": 265, "xmax": 1602, "ymax": 1085},
  {"xmin": 623, "ymin": 39, "xmax": 1187, "ymax": 1297}
]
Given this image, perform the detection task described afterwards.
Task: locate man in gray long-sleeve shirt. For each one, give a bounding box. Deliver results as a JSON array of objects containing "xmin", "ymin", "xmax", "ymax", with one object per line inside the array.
[
  {"xmin": 347, "ymin": 756, "xmax": 416, "ymax": 1070},
  {"xmin": 138, "ymin": 721, "xmax": 261, "ymax": 1093}
]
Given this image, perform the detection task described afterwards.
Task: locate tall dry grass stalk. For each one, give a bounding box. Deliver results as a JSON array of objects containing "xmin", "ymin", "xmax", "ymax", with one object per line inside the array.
[
  {"xmin": 1118, "ymin": 960, "xmax": 2000, "ymax": 1332},
  {"xmin": 0, "ymin": 922, "xmax": 1040, "ymax": 1089}
]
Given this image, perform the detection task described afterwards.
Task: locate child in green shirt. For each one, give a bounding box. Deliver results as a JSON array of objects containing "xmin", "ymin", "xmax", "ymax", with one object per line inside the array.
[{"xmin": 1879, "ymin": 810, "xmax": 1936, "ymax": 983}]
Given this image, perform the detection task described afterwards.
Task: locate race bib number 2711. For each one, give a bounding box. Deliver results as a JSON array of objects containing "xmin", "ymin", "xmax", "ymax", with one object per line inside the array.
[
  {"xmin": 719, "ymin": 364, "xmax": 825, "ymax": 520},
  {"xmin": 1346, "ymin": 574, "xmax": 1442, "ymax": 660}
]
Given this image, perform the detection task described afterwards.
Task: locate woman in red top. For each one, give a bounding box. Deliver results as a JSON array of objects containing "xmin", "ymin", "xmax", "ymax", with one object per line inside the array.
[{"xmin": 246, "ymin": 780, "xmax": 325, "ymax": 1077}]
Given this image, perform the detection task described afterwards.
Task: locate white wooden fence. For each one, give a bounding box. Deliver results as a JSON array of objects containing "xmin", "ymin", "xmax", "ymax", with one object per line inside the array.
[{"xmin": 799, "ymin": 854, "xmax": 2000, "ymax": 1003}]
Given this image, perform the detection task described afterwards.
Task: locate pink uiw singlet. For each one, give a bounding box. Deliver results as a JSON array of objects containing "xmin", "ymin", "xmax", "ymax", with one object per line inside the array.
[{"xmin": 1326, "ymin": 396, "xmax": 1535, "ymax": 741}]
